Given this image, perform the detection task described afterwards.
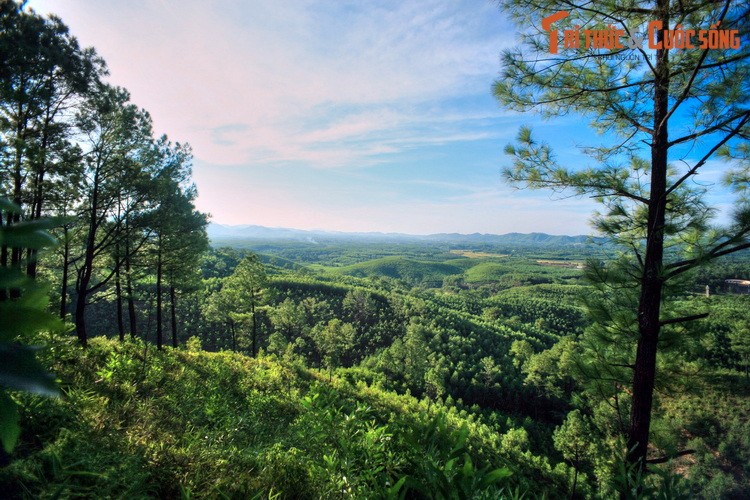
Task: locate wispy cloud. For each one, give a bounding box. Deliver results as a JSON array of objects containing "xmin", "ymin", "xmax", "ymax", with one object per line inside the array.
[
  {"xmin": 32, "ymin": 0, "xmax": 589, "ymax": 234},
  {"xmin": 30, "ymin": 0, "xmax": 516, "ymax": 168}
]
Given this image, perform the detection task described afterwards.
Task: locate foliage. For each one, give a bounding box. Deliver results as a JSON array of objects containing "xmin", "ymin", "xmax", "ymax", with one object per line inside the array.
[
  {"xmin": 310, "ymin": 319, "xmax": 356, "ymax": 378},
  {"xmin": 0, "ymin": 337, "xmax": 536, "ymax": 498},
  {"xmin": 0, "ymin": 200, "xmax": 61, "ymax": 453},
  {"xmin": 206, "ymin": 254, "xmax": 268, "ymax": 355}
]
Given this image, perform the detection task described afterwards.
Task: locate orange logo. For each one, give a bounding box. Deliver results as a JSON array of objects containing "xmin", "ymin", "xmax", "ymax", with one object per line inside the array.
[
  {"xmin": 541, "ymin": 10, "xmax": 741, "ymax": 54},
  {"xmin": 541, "ymin": 11, "xmax": 569, "ymax": 54}
]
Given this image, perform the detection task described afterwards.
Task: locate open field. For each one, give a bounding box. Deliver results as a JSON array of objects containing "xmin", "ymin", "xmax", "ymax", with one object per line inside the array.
[{"xmin": 449, "ymin": 250, "xmax": 510, "ymax": 258}]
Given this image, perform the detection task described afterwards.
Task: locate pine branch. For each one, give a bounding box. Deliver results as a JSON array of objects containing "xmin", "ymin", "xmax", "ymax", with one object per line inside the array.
[
  {"xmin": 660, "ymin": 313, "xmax": 709, "ymax": 327},
  {"xmin": 666, "ymin": 115, "xmax": 750, "ymax": 197},
  {"xmin": 665, "ymin": 240, "xmax": 750, "ymax": 279},
  {"xmin": 667, "ymin": 112, "xmax": 750, "ymax": 149}
]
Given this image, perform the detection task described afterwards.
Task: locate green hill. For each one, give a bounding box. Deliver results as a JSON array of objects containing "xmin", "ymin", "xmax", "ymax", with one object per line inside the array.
[
  {"xmin": 333, "ymin": 256, "xmax": 464, "ymax": 286},
  {"xmin": 2, "ymin": 337, "xmax": 569, "ymax": 498},
  {"xmin": 463, "ymin": 262, "xmax": 516, "ymax": 283}
]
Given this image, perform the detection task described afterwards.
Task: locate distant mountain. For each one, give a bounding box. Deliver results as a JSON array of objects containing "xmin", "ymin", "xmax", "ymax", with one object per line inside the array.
[
  {"xmin": 423, "ymin": 231, "xmax": 599, "ymax": 246},
  {"xmin": 207, "ymin": 223, "xmax": 603, "ymax": 247},
  {"xmin": 208, "ymin": 224, "xmax": 322, "ymax": 241}
]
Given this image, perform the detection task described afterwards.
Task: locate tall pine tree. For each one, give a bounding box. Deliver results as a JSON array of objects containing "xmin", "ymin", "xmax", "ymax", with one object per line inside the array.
[{"xmin": 494, "ymin": 0, "xmax": 749, "ymax": 475}]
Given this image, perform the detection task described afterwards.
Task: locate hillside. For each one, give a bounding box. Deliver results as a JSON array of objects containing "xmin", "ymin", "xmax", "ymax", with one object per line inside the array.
[
  {"xmin": 331, "ymin": 256, "xmax": 465, "ymax": 286},
  {"xmin": 2, "ymin": 337, "xmax": 568, "ymax": 498},
  {"xmin": 5, "ymin": 248, "xmax": 750, "ymax": 498}
]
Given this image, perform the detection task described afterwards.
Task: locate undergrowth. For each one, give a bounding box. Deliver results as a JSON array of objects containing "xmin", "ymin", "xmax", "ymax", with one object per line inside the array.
[{"xmin": 1, "ymin": 337, "xmax": 569, "ymax": 498}]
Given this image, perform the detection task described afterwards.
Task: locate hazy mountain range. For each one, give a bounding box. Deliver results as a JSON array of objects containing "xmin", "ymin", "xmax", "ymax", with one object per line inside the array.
[{"xmin": 208, "ymin": 223, "xmax": 602, "ymax": 247}]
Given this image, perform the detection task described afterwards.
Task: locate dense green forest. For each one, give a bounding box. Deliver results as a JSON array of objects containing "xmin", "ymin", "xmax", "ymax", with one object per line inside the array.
[{"xmin": 2, "ymin": 1, "xmax": 750, "ymax": 498}]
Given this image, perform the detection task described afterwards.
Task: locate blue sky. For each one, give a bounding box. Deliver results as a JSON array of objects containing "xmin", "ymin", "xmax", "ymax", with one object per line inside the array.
[{"xmin": 26, "ymin": 1, "xmax": 735, "ymax": 235}]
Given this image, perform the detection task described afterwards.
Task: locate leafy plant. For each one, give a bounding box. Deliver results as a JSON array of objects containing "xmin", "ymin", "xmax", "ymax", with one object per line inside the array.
[
  {"xmin": 0, "ymin": 199, "xmax": 62, "ymax": 453},
  {"xmin": 403, "ymin": 413, "xmax": 512, "ymax": 499}
]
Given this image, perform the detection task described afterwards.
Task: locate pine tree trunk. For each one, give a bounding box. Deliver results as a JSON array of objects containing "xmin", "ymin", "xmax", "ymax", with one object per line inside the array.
[
  {"xmin": 25, "ymin": 86, "xmax": 58, "ymax": 279},
  {"xmin": 626, "ymin": 0, "xmax": 670, "ymax": 475},
  {"xmin": 26, "ymin": 249, "xmax": 38, "ymax": 278},
  {"xmin": 59, "ymin": 225, "xmax": 70, "ymax": 320},
  {"xmin": 170, "ymin": 284, "xmax": 178, "ymax": 348},
  {"xmin": 74, "ymin": 283, "xmax": 88, "ymax": 347},
  {"xmin": 156, "ymin": 240, "xmax": 163, "ymax": 350},
  {"xmin": 124, "ymin": 223, "xmax": 137, "ymax": 338},
  {"xmin": 75, "ymin": 166, "xmax": 103, "ymax": 347},
  {"xmin": 75, "ymin": 221, "xmax": 96, "ymax": 347},
  {"xmin": 0, "ymin": 211, "xmax": 7, "ymax": 271},
  {"xmin": 26, "ymin": 134, "xmax": 48, "ymax": 278},
  {"xmin": 116, "ymin": 263, "xmax": 124, "ymax": 341},
  {"xmin": 251, "ymin": 295, "xmax": 257, "ymax": 357},
  {"xmin": 10, "ymin": 99, "xmax": 25, "ymax": 275},
  {"xmin": 115, "ymin": 198, "xmax": 124, "ymax": 340}
]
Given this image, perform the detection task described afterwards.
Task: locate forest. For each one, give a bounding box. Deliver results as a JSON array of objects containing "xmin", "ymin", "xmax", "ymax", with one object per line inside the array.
[{"xmin": 2, "ymin": 0, "xmax": 750, "ymax": 498}]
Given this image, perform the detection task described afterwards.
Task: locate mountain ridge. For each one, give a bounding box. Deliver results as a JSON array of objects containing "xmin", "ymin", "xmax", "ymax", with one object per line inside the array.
[{"xmin": 208, "ymin": 222, "xmax": 603, "ymax": 246}]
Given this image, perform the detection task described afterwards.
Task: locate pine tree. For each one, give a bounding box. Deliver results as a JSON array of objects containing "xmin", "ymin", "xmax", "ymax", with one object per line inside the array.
[{"xmin": 494, "ymin": 0, "xmax": 750, "ymax": 474}]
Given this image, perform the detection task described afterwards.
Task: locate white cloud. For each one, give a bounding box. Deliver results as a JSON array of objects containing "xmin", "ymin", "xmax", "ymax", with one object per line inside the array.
[
  {"xmin": 32, "ymin": 0, "xmax": 574, "ymax": 234},
  {"xmin": 29, "ymin": 0, "xmax": 516, "ymax": 168}
]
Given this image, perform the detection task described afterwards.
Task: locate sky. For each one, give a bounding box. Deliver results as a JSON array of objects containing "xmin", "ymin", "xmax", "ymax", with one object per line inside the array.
[{"xmin": 24, "ymin": 1, "xmax": 735, "ymax": 235}]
